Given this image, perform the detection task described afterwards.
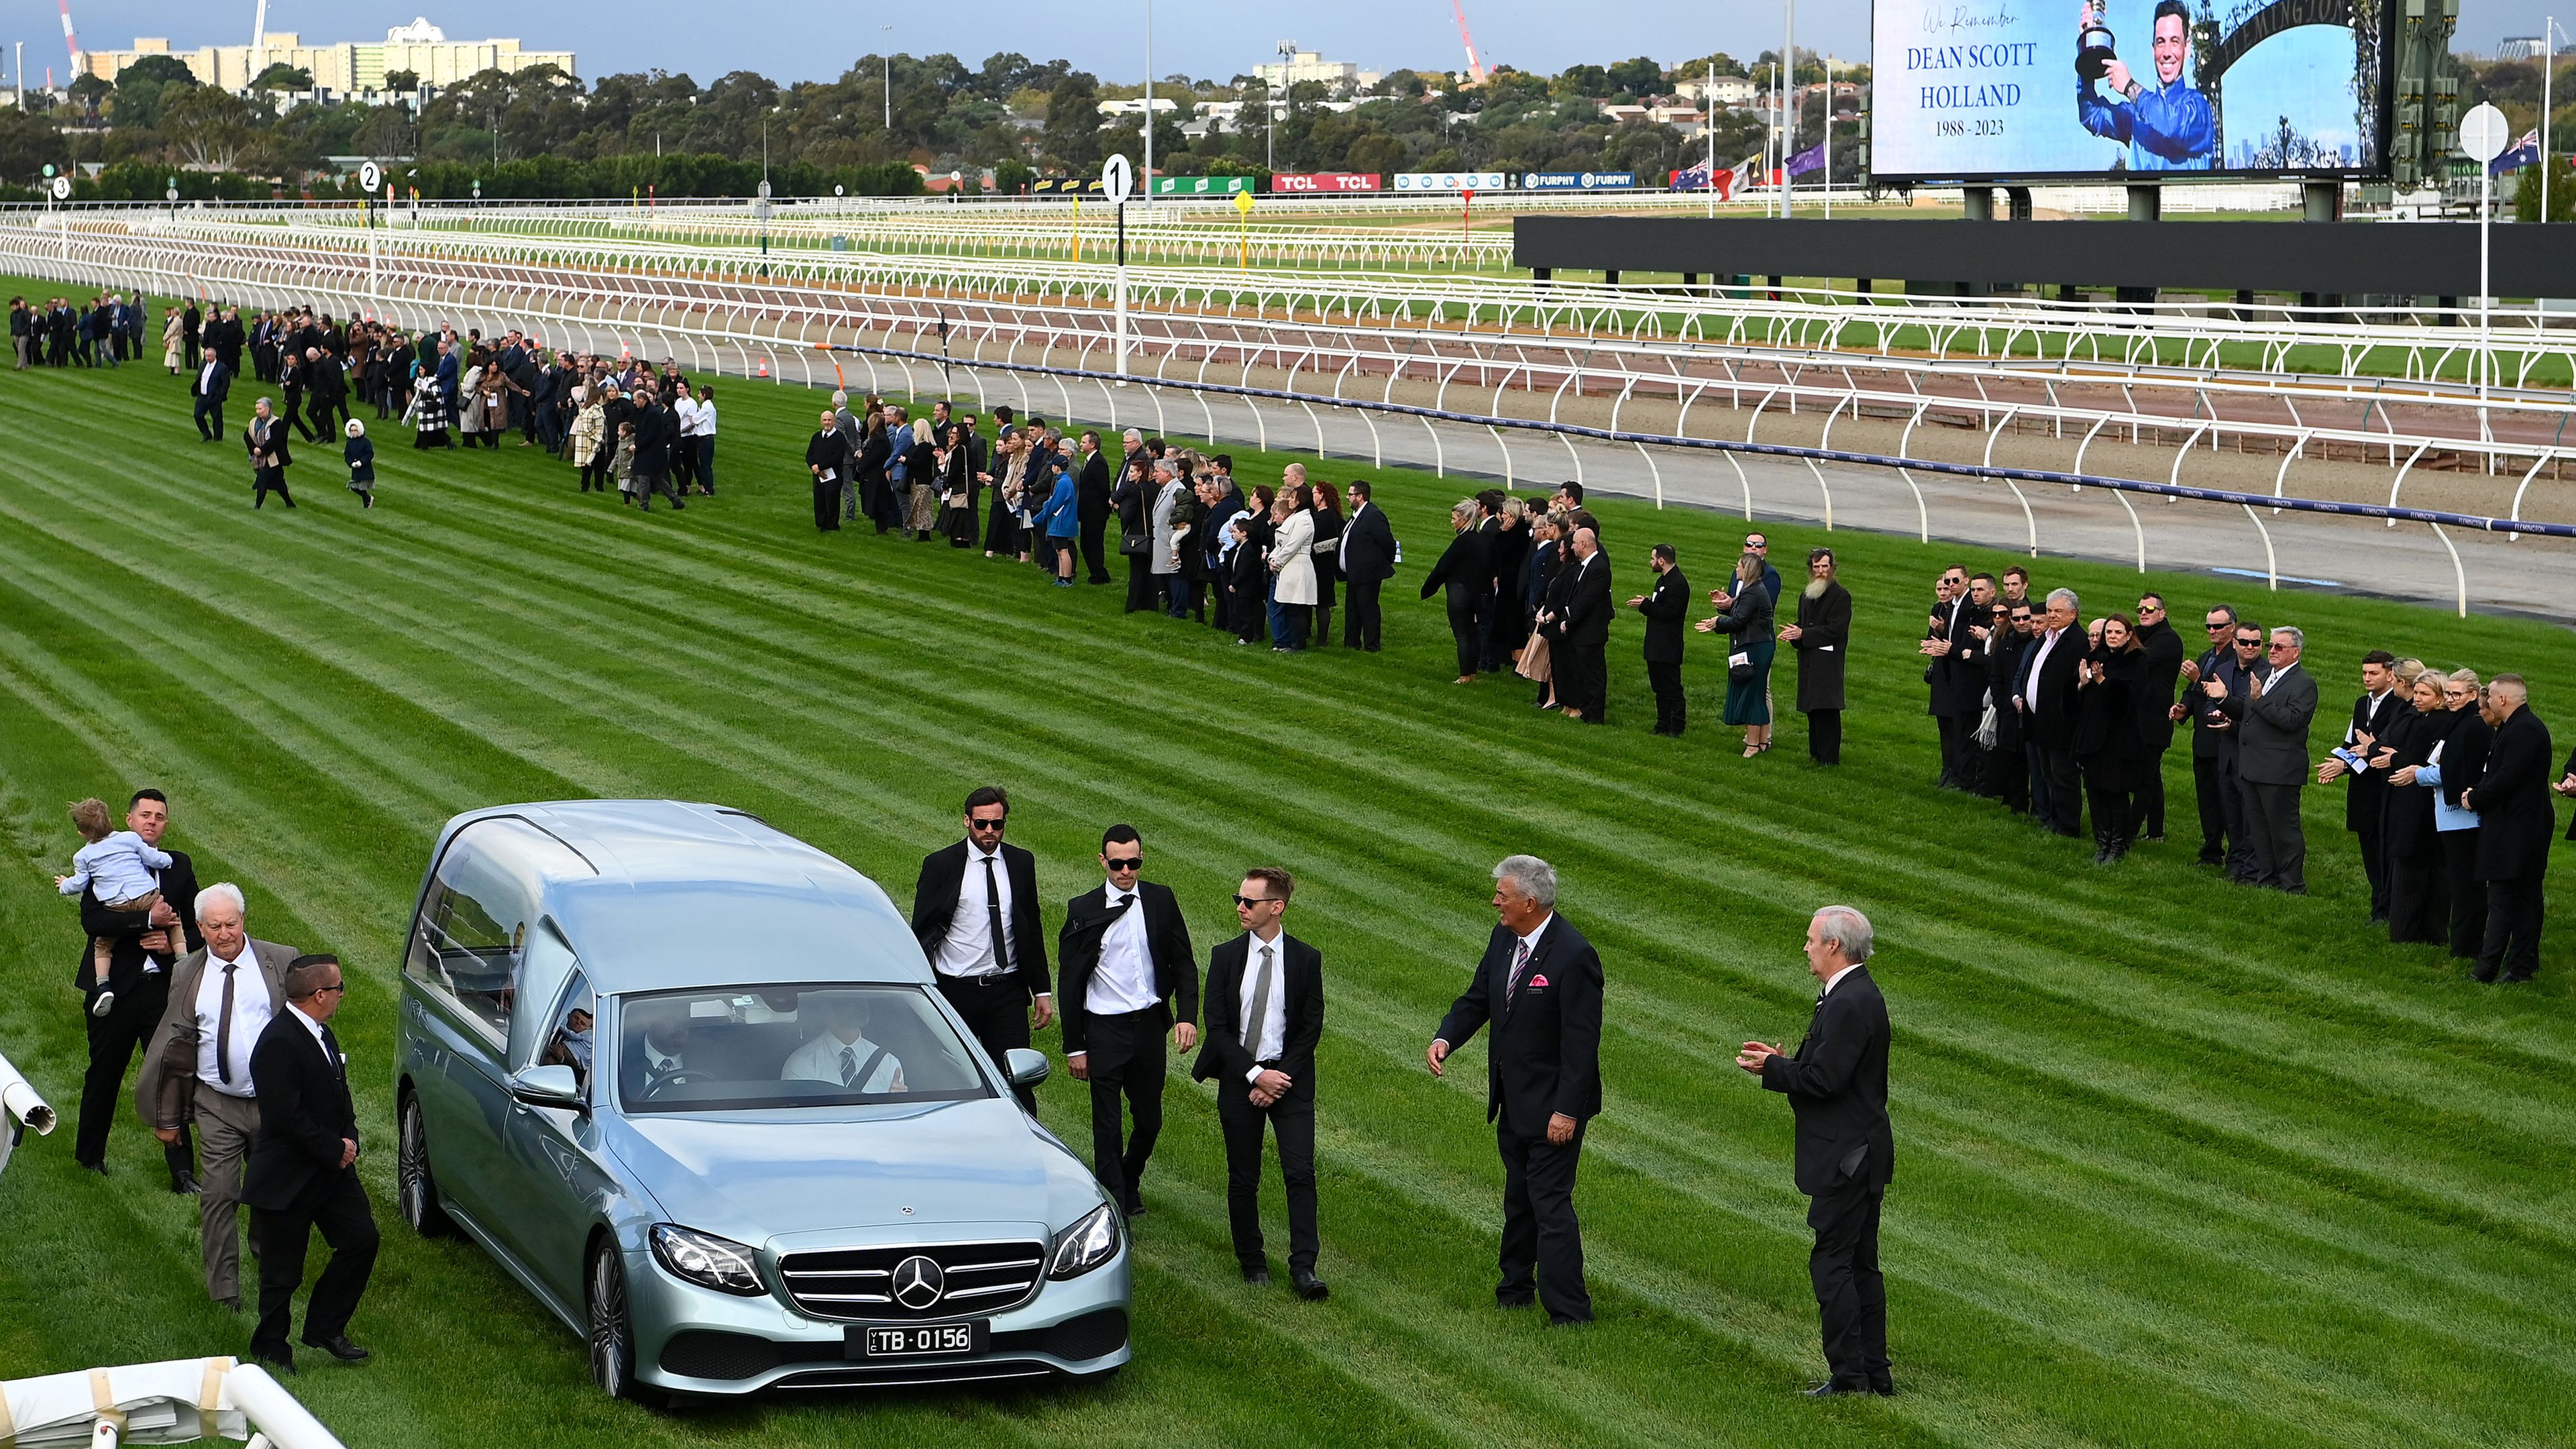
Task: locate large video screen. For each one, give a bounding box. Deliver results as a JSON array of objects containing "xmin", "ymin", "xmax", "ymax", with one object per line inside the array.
[{"xmin": 1869, "ymin": 0, "xmax": 2390, "ymax": 182}]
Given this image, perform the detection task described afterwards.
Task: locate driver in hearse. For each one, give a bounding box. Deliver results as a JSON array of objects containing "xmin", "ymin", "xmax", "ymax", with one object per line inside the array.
[{"xmin": 2076, "ymin": 0, "xmax": 2216, "ymax": 171}]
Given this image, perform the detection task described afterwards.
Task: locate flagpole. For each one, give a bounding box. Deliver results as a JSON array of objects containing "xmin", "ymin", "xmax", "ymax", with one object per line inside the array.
[
  {"xmin": 1707, "ymin": 60, "xmax": 1717, "ymax": 221},
  {"xmin": 1782, "ymin": 0, "xmax": 1795, "ymax": 219},
  {"xmin": 1823, "ymin": 53, "xmax": 1833, "ymax": 219}
]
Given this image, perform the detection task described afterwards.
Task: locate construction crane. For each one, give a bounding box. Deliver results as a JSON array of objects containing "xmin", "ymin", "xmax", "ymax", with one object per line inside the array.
[
  {"xmin": 1450, "ymin": 0, "xmax": 1486, "ymax": 84},
  {"xmin": 58, "ymin": 0, "xmax": 79, "ymax": 70}
]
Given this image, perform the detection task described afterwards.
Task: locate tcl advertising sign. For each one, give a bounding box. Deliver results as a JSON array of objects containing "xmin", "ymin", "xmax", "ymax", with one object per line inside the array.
[
  {"xmin": 1271, "ymin": 172, "xmax": 1383, "ymax": 193},
  {"xmin": 1393, "ymin": 171, "xmax": 1511, "ymax": 192}
]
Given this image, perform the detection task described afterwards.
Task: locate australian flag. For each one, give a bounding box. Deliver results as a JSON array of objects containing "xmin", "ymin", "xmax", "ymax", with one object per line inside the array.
[
  {"xmin": 1671, "ymin": 159, "xmax": 1713, "ymax": 191},
  {"xmin": 2490, "ymin": 129, "xmax": 2541, "ymax": 176}
]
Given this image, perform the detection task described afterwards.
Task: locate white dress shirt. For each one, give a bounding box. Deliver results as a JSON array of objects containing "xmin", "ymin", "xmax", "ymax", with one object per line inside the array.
[
  {"xmin": 2021, "ymin": 625, "xmax": 2068, "ymax": 710},
  {"xmin": 673, "ymin": 395, "xmax": 701, "ymax": 437},
  {"xmin": 193, "ymin": 943, "xmax": 274, "ymax": 1097},
  {"xmin": 1819, "ymin": 961, "xmax": 1864, "ymax": 998},
  {"xmin": 1086, "ymin": 884, "xmax": 1159, "ymax": 1015},
  {"xmin": 1237, "ymin": 931, "xmax": 1289, "ymax": 1083},
  {"xmin": 288, "ymin": 1001, "xmax": 331, "ymax": 1057},
  {"xmin": 932, "ymin": 845, "xmax": 1017, "ymax": 979},
  {"xmin": 696, "ymin": 400, "xmax": 717, "ymax": 437},
  {"xmin": 199, "ymin": 359, "xmax": 222, "ymax": 394},
  {"xmin": 781, "ymin": 1032, "xmax": 904, "ymax": 1092}
]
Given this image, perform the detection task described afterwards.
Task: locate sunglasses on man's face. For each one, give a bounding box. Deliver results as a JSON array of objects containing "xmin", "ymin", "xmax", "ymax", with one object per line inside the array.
[
  {"xmin": 1232, "ymin": 894, "xmax": 1278, "ymax": 909},
  {"xmin": 2206, "ymin": 622, "xmax": 2231, "ymax": 631},
  {"xmin": 968, "ymin": 816, "xmax": 1007, "ymax": 831},
  {"xmin": 1105, "ymin": 856, "xmax": 1143, "ymax": 871}
]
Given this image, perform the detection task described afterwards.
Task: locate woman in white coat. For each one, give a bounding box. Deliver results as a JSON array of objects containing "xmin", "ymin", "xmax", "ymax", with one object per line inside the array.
[{"xmin": 1267, "ymin": 483, "xmax": 1318, "ymax": 653}]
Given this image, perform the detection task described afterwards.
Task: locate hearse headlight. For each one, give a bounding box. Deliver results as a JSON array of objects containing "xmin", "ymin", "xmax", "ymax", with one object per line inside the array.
[
  {"xmin": 650, "ymin": 1224, "xmax": 766, "ymax": 1295},
  {"xmin": 1048, "ymin": 1203, "xmax": 1122, "ymax": 1280}
]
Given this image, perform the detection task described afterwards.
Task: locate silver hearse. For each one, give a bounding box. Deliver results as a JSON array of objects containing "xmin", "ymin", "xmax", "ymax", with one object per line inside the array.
[{"xmin": 393, "ymin": 800, "xmax": 1129, "ymax": 1399}]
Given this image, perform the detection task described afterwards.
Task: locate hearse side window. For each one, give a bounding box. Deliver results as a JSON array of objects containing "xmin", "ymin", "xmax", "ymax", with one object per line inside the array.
[{"xmin": 405, "ymin": 817, "xmax": 590, "ymax": 1042}]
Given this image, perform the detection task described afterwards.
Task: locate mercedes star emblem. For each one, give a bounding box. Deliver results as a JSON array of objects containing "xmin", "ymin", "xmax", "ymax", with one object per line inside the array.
[{"xmin": 891, "ymin": 1254, "xmax": 945, "ymax": 1311}]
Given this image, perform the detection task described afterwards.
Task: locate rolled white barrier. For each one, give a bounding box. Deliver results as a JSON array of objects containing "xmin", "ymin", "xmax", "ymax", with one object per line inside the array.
[
  {"xmin": 0, "ymin": 1047, "xmax": 56, "ymax": 1179},
  {"xmin": 0, "ymin": 1357, "xmax": 347, "ymax": 1448}
]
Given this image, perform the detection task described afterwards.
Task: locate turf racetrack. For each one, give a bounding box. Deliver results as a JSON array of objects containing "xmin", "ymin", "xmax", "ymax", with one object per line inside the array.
[{"xmin": 2, "ymin": 281, "xmax": 2571, "ymax": 1448}]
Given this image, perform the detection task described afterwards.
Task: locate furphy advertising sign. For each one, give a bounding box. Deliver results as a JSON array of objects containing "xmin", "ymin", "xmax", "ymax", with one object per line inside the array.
[
  {"xmin": 1393, "ymin": 172, "xmax": 1511, "ymax": 192},
  {"xmin": 1271, "ymin": 172, "xmax": 1384, "ymax": 192},
  {"xmin": 1519, "ymin": 171, "xmax": 1637, "ymax": 190},
  {"xmin": 1870, "ymin": 0, "xmax": 2390, "ymax": 182}
]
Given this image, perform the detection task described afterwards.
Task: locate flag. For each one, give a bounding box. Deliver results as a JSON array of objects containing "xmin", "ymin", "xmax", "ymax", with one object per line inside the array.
[
  {"xmin": 1786, "ymin": 142, "xmax": 1828, "ymax": 176},
  {"xmin": 2491, "ymin": 129, "xmax": 2542, "ymax": 175},
  {"xmin": 1669, "ymin": 159, "xmax": 1712, "ymax": 191}
]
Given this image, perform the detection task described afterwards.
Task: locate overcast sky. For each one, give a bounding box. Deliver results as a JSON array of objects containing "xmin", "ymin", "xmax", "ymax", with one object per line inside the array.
[{"xmin": 18, "ymin": 1, "xmax": 2559, "ymax": 86}]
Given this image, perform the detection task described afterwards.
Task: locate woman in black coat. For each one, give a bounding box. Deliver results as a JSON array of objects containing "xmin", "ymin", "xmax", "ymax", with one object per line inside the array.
[
  {"xmin": 2422, "ymin": 672, "xmax": 2493, "ymax": 959},
  {"xmin": 1307, "ymin": 482, "xmax": 1346, "ymax": 646},
  {"xmin": 2075, "ymin": 613, "xmax": 2148, "ymax": 862},
  {"xmin": 1783, "ymin": 547, "xmax": 1852, "ymax": 765},
  {"xmin": 1112, "ymin": 455, "xmax": 1155, "ymax": 612},
  {"xmin": 1419, "ymin": 499, "xmax": 1492, "ymax": 683},
  {"xmin": 2373, "ymin": 672, "xmax": 2451, "ymax": 944}
]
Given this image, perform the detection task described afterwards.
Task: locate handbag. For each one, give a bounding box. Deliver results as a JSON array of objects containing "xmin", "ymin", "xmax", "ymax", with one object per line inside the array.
[
  {"xmin": 1515, "ymin": 633, "xmax": 1553, "ymax": 682},
  {"xmin": 1119, "ymin": 529, "xmax": 1151, "ymax": 557},
  {"xmin": 1728, "ymin": 650, "xmax": 1754, "ymax": 684}
]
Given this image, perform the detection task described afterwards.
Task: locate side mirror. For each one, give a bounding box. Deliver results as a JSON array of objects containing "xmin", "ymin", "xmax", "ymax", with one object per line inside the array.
[
  {"xmin": 1004, "ymin": 1049, "xmax": 1051, "ymax": 1090},
  {"xmin": 511, "ymin": 1063, "xmax": 583, "ymax": 1110}
]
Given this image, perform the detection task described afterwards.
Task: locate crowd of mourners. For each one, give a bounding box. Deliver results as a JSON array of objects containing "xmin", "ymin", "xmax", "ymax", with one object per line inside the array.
[
  {"xmin": 9, "ymin": 292, "xmax": 150, "ymax": 368},
  {"xmin": 141, "ymin": 299, "xmax": 720, "ymax": 512}
]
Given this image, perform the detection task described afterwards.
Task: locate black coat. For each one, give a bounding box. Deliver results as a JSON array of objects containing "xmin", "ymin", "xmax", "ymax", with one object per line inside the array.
[
  {"xmin": 1434, "ymin": 914, "xmax": 1605, "ymax": 1140},
  {"xmin": 1057, "ymin": 881, "xmax": 1199, "ymax": 1051},
  {"xmin": 2023, "ymin": 628, "xmax": 2088, "ymax": 747},
  {"xmin": 2471, "ymin": 707, "xmax": 2557, "ymax": 881},
  {"xmin": 1937, "ymin": 592, "xmax": 1992, "ymax": 719},
  {"xmin": 1560, "ymin": 551, "xmax": 1614, "ymax": 647},
  {"xmin": 1191, "ymin": 932, "xmax": 1324, "ymax": 1100},
  {"xmin": 2187, "ymin": 647, "xmax": 2261, "ymax": 760},
  {"xmin": 191, "ymin": 360, "xmax": 231, "ymax": 401},
  {"xmin": 2074, "ymin": 647, "xmax": 2147, "ymax": 784},
  {"xmin": 1760, "ymin": 966, "xmax": 1894, "ymax": 1196},
  {"xmin": 1792, "ymin": 581, "xmax": 1852, "ymax": 712},
  {"xmin": 1986, "ymin": 631, "xmax": 2030, "ymax": 751},
  {"xmin": 1339, "ymin": 502, "xmax": 1396, "ymax": 583},
  {"xmin": 1419, "ymin": 525, "xmax": 1492, "ymax": 606},
  {"xmin": 805, "ymin": 428, "xmax": 849, "ymax": 476},
  {"xmin": 2340, "ymin": 689, "xmax": 2409, "ymax": 831},
  {"xmin": 1636, "ymin": 566, "xmax": 1690, "ymax": 664},
  {"xmin": 2133, "ymin": 621, "xmax": 2186, "ymax": 753},
  {"xmin": 1076, "ymin": 452, "xmax": 1113, "ymax": 522},
  {"xmin": 2379, "ymin": 706, "xmax": 2447, "ymax": 861},
  {"xmin": 242, "ymin": 1012, "xmax": 359, "ymax": 1214},
  {"xmin": 910, "ymin": 841, "xmax": 1052, "ymax": 998}
]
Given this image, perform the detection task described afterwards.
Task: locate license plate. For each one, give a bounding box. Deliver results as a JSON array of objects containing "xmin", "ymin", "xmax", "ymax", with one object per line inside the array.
[{"xmin": 850, "ymin": 1321, "xmax": 985, "ymax": 1359}]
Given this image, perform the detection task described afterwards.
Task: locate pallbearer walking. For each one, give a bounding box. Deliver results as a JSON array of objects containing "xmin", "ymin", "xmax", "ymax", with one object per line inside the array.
[
  {"xmin": 1193, "ymin": 868, "xmax": 1327, "ymax": 1298},
  {"xmin": 909, "ymin": 788, "xmax": 1054, "ymax": 1112}
]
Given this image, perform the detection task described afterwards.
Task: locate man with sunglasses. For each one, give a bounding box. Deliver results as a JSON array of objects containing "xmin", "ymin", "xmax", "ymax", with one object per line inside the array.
[
  {"xmin": 1059, "ymin": 825, "xmax": 1198, "ymax": 1218},
  {"xmin": 2210, "ymin": 625, "xmax": 2318, "ymax": 892},
  {"xmin": 1193, "ymin": 868, "xmax": 1327, "ymax": 1297},
  {"xmin": 911, "ymin": 787, "xmax": 1054, "ymax": 1112},
  {"xmin": 2176, "ymin": 608, "xmax": 2260, "ymax": 877},
  {"xmin": 2130, "ymin": 594, "xmax": 2186, "ymax": 842},
  {"xmin": 244, "ymin": 955, "xmax": 377, "ymax": 1373}
]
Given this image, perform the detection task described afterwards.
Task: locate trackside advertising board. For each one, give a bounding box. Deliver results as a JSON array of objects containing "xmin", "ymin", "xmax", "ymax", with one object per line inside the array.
[{"xmin": 1271, "ymin": 172, "xmax": 1384, "ymax": 192}]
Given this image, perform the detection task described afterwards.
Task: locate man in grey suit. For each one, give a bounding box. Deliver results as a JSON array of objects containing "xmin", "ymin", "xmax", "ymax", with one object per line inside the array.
[
  {"xmin": 134, "ymin": 883, "xmax": 299, "ymax": 1310},
  {"xmin": 2213, "ymin": 626, "xmax": 2320, "ymax": 893}
]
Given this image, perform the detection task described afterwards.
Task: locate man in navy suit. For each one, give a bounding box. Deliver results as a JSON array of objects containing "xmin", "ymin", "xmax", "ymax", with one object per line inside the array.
[
  {"xmin": 1193, "ymin": 867, "xmax": 1327, "ymax": 1297},
  {"xmin": 1738, "ymin": 907, "xmax": 1895, "ymax": 1397},
  {"xmin": 244, "ymin": 955, "xmax": 377, "ymax": 1373},
  {"xmin": 1428, "ymin": 855, "xmax": 1604, "ymax": 1326}
]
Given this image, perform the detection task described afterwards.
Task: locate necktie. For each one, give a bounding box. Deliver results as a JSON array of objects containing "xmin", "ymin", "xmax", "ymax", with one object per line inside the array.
[
  {"xmin": 981, "ymin": 854, "xmax": 1008, "ymax": 976},
  {"xmin": 1505, "ymin": 936, "xmax": 1533, "ymax": 1004},
  {"xmin": 1243, "ymin": 943, "xmax": 1277, "ymax": 1054},
  {"xmin": 216, "ymin": 961, "xmax": 238, "ymax": 1086},
  {"xmin": 840, "ymin": 1045, "xmax": 861, "ymax": 1087}
]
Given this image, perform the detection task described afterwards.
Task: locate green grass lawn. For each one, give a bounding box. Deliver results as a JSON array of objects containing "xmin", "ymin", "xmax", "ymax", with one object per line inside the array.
[{"xmin": 2, "ymin": 278, "xmax": 2572, "ymax": 1448}]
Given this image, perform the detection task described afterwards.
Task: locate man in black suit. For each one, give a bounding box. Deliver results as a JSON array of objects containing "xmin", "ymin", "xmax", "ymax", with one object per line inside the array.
[
  {"xmin": 1076, "ymin": 431, "xmax": 1115, "ymax": 584},
  {"xmin": 2126, "ymin": 594, "xmax": 2186, "ymax": 833},
  {"xmin": 2015, "ymin": 588, "xmax": 2088, "ymax": 838},
  {"xmin": 244, "ymin": 955, "xmax": 377, "ymax": 1373},
  {"xmin": 1427, "ymin": 855, "xmax": 1604, "ymax": 1326},
  {"xmin": 1059, "ymin": 824, "xmax": 1197, "ymax": 1216},
  {"xmin": 1923, "ymin": 570, "xmax": 1992, "ymax": 790},
  {"xmin": 73, "ymin": 789, "xmax": 204, "ymax": 1189},
  {"xmin": 1193, "ymin": 867, "xmax": 1327, "ymax": 1297},
  {"xmin": 191, "ymin": 354, "xmax": 232, "ymax": 441},
  {"xmin": 2217, "ymin": 626, "xmax": 2320, "ymax": 893},
  {"xmin": 2317, "ymin": 650, "xmax": 2406, "ymax": 922},
  {"xmin": 2466, "ymin": 676, "xmax": 2555, "ymax": 982},
  {"xmin": 1629, "ymin": 544, "xmax": 1691, "ymax": 736},
  {"xmin": 1737, "ymin": 906, "xmax": 1895, "ymax": 1398},
  {"xmin": 1421, "ymin": 498, "xmax": 1493, "ymax": 683},
  {"xmin": 1339, "ymin": 480, "xmax": 1397, "ymax": 651},
  {"xmin": 910, "ymin": 786, "xmax": 1053, "ymax": 1111},
  {"xmin": 2179, "ymin": 611, "xmax": 2258, "ymax": 873},
  {"xmin": 1556, "ymin": 527, "xmax": 1614, "ymax": 725},
  {"xmin": 182, "ymin": 301, "xmax": 203, "ymax": 370}
]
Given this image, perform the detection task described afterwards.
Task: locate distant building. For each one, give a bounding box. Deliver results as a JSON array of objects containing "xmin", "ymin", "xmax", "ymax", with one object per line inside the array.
[
  {"xmin": 1252, "ymin": 50, "xmax": 1382, "ymax": 91},
  {"xmin": 2498, "ymin": 35, "xmax": 2546, "ymax": 59},
  {"xmin": 1674, "ymin": 76, "xmax": 1758, "ymax": 106},
  {"xmin": 80, "ymin": 19, "xmax": 573, "ymax": 93}
]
